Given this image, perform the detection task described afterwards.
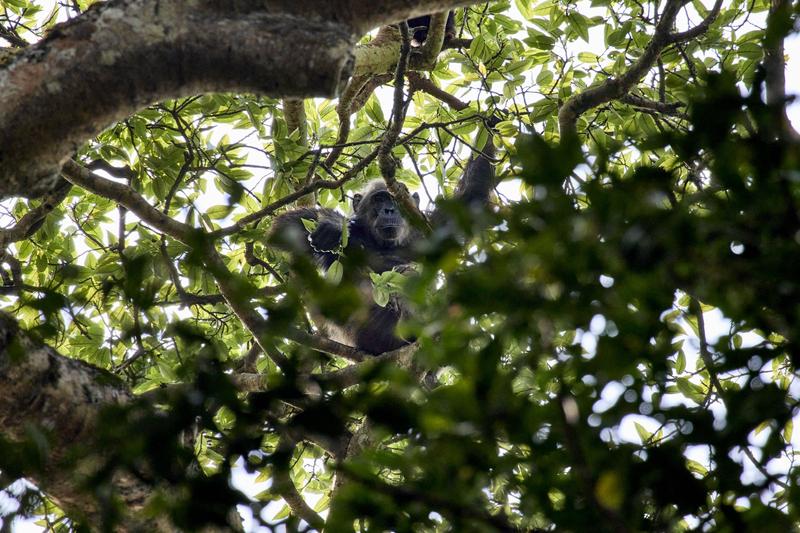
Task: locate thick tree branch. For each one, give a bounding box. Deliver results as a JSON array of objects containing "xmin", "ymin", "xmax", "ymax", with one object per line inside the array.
[
  {"xmin": 0, "ymin": 312, "xmax": 169, "ymax": 529},
  {"xmin": 415, "ymin": 11, "xmax": 450, "ymax": 66},
  {"xmin": 285, "ymin": 328, "xmax": 371, "ymax": 362},
  {"xmin": 763, "ymin": 0, "xmax": 800, "ymax": 139},
  {"xmin": 0, "ymin": 25, "xmax": 27, "ymax": 48},
  {"xmin": 283, "ymin": 99, "xmax": 308, "ymax": 146},
  {"xmin": 318, "ymin": 343, "xmax": 418, "ymax": 389},
  {"xmin": 353, "ymin": 25, "xmax": 404, "ymax": 78},
  {"xmin": 0, "ymin": 2, "xmax": 355, "ymax": 199},
  {"xmin": 0, "ymin": 0, "xmax": 485, "ymax": 200},
  {"xmin": 62, "ymin": 161, "xmax": 197, "ymax": 245}
]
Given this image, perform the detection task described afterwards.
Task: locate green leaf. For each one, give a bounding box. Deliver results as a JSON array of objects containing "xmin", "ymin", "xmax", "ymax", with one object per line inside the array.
[
  {"xmin": 686, "ymin": 459, "xmax": 708, "ymax": 476},
  {"xmin": 634, "ymin": 422, "xmax": 651, "ymax": 443},
  {"xmin": 272, "ymin": 504, "xmax": 291, "ymax": 520},
  {"xmin": 301, "ymin": 218, "xmax": 318, "ymax": 233},
  {"xmin": 514, "ymin": 0, "xmax": 534, "ymax": 20},
  {"xmin": 206, "ymin": 205, "xmax": 234, "ymax": 220},
  {"xmin": 373, "ymin": 286, "xmax": 390, "ymax": 307},
  {"xmin": 675, "ymin": 351, "xmax": 686, "ymax": 373},
  {"xmin": 327, "ymin": 260, "xmax": 343, "ymax": 284},
  {"xmin": 365, "ymin": 97, "xmax": 385, "ymax": 124},
  {"xmin": 2, "ymin": 0, "xmax": 28, "ymax": 10},
  {"xmin": 676, "ymin": 378, "xmax": 706, "ymax": 404},
  {"xmin": 567, "ymin": 12, "xmax": 590, "ymax": 42},
  {"xmin": 529, "ymin": 98, "xmax": 557, "ymax": 122},
  {"xmin": 524, "ymin": 29, "xmax": 556, "ymax": 50}
]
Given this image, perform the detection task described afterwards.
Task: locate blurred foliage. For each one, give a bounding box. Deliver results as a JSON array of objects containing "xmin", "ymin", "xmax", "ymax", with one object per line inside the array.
[{"xmin": 1, "ymin": 0, "xmax": 800, "ymax": 531}]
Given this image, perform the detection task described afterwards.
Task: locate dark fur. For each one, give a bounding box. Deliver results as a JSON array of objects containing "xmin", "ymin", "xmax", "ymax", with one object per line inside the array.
[
  {"xmin": 270, "ymin": 181, "xmax": 421, "ymax": 274},
  {"xmin": 407, "ymin": 11, "xmax": 456, "ymax": 44},
  {"xmin": 271, "ymin": 136, "xmax": 495, "ymax": 355}
]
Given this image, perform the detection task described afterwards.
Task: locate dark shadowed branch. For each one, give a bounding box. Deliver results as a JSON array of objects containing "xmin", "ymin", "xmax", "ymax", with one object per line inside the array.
[
  {"xmin": 0, "ymin": 179, "xmax": 71, "ymax": 245},
  {"xmin": 272, "ymin": 436, "xmax": 326, "ymax": 530}
]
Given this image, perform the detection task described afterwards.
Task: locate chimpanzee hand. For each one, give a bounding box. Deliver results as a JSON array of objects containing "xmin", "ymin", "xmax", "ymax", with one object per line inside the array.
[{"xmin": 309, "ymin": 221, "xmax": 342, "ymax": 252}]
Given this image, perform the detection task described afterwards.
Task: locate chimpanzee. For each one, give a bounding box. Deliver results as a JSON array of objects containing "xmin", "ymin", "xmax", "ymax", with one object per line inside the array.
[
  {"xmin": 270, "ymin": 125, "xmax": 496, "ymax": 355},
  {"xmin": 406, "ymin": 11, "xmax": 456, "ymax": 46}
]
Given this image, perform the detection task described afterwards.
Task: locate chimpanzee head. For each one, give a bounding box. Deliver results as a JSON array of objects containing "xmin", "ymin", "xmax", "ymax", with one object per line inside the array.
[{"xmin": 352, "ymin": 180, "xmax": 420, "ymax": 248}]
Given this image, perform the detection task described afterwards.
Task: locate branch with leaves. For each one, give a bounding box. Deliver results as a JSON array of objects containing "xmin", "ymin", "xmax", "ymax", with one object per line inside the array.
[
  {"xmin": 558, "ymin": 0, "xmax": 723, "ymax": 137},
  {"xmin": 378, "ymin": 22, "xmax": 433, "ymax": 232},
  {"xmin": 61, "ymin": 159, "xmax": 375, "ymax": 371},
  {"xmin": 0, "ymin": 0, "xmax": 486, "ymax": 200}
]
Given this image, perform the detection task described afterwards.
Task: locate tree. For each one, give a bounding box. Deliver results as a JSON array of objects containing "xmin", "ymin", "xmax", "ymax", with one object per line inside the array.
[{"xmin": 0, "ymin": 0, "xmax": 798, "ymax": 531}]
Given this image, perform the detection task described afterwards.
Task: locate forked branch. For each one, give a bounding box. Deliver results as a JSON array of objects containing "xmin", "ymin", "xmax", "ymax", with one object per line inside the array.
[{"xmin": 558, "ymin": 0, "xmax": 723, "ymax": 137}]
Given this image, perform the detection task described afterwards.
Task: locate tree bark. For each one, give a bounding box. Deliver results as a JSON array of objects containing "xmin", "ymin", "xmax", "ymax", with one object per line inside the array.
[
  {"xmin": 0, "ymin": 313, "xmax": 168, "ymax": 529},
  {"xmin": 0, "ymin": 0, "xmax": 482, "ymax": 200},
  {"xmin": 0, "ymin": 2, "xmax": 353, "ymax": 198}
]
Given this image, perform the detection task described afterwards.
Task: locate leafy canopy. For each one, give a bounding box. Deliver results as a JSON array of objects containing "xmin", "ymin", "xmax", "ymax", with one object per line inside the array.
[{"xmin": 0, "ymin": 0, "xmax": 799, "ymax": 531}]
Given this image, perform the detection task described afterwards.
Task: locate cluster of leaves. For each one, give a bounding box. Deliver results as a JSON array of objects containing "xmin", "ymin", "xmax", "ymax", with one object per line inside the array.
[
  {"xmin": 0, "ymin": 0, "xmax": 798, "ymax": 531},
  {"xmin": 373, "ymin": 73, "xmax": 800, "ymax": 531}
]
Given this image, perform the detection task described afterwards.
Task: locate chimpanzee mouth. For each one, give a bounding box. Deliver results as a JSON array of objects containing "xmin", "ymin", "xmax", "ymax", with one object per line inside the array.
[{"xmin": 377, "ymin": 224, "xmax": 404, "ymax": 241}]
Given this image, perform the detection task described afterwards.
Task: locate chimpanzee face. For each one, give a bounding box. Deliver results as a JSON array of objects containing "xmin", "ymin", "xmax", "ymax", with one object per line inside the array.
[{"xmin": 353, "ymin": 187, "xmax": 420, "ymax": 248}]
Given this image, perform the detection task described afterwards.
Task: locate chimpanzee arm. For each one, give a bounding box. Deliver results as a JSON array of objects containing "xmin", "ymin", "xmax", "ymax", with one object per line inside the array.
[
  {"xmin": 427, "ymin": 121, "xmax": 498, "ymax": 233},
  {"xmin": 269, "ymin": 207, "xmax": 346, "ymax": 270},
  {"xmin": 452, "ymin": 137, "xmax": 496, "ymax": 207}
]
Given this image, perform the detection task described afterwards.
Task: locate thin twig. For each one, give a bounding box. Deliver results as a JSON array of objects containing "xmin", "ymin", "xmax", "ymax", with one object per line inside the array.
[{"xmin": 689, "ymin": 297, "xmax": 790, "ymax": 490}]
